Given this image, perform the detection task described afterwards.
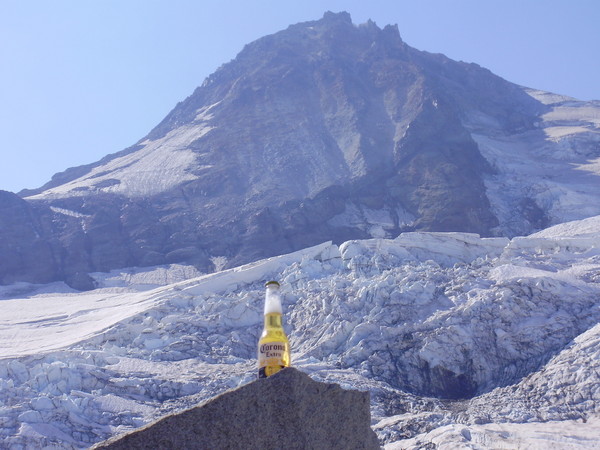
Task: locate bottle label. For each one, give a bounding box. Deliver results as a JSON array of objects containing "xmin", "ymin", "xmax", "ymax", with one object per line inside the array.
[{"xmin": 258, "ymin": 342, "xmax": 287, "ymax": 368}]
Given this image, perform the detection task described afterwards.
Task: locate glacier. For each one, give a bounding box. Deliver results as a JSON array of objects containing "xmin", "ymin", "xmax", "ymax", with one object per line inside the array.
[
  {"xmin": 472, "ymin": 89, "xmax": 600, "ymax": 237},
  {"xmin": 0, "ymin": 217, "xmax": 599, "ymax": 448}
]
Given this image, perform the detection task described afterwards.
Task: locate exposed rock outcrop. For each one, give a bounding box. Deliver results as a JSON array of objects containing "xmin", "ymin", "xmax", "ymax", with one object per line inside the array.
[
  {"xmin": 0, "ymin": 191, "xmax": 58, "ymax": 285},
  {"xmin": 93, "ymin": 368, "xmax": 380, "ymax": 450}
]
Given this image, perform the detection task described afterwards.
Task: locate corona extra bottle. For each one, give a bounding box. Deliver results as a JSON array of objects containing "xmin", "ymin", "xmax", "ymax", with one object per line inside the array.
[{"xmin": 258, "ymin": 281, "xmax": 290, "ymax": 378}]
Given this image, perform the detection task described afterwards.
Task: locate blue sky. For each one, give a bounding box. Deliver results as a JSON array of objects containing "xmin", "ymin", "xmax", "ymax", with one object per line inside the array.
[{"xmin": 1, "ymin": 0, "xmax": 599, "ymax": 193}]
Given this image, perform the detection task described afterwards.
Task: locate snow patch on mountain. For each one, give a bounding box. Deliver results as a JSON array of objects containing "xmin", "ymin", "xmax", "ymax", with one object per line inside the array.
[
  {"xmin": 49, "ymin": 207, "xmax": 90, "ymax": 219},
  {"xmin": 470, "ymin": 89, "xmax": 600, "ymax": 235},
  {"xmin": 525, "ymin": 89, "xmax": 577, "ymax": 105},
  {"xmin": 530, "ymin": 214, "xmax": 600, "ymax": 238},
  {"xmin": 28, "ymin": 120, "xmax": 215, "ymax": 199}
]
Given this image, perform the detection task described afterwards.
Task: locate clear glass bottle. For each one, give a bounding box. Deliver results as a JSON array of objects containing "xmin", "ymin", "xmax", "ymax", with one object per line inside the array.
[{"xmin": 258, "ymin": 281, "xmax": 291, "ymax": 378}]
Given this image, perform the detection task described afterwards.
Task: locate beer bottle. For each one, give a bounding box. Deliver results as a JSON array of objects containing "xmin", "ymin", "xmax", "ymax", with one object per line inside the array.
[{"xmin": 258, "ymin": 281, "xmax": 291, "ymax": 378}]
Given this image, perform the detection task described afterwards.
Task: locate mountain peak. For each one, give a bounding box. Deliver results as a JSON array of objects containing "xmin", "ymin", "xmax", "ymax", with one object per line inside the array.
[
  {"xmin": 5, "ymin": 13, "xmax": 600, "ymax": 288},
  {"xmin": 322, "ymin": 10, "xmax": 352, "ymax": 24}
]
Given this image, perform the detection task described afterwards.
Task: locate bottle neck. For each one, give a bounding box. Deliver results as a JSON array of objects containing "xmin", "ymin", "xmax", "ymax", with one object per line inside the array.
[
  {"xmin": 264, "ymin": 312, "xmax": 283, "ymax": 328},
  {"xmin": 264, "ymin": 286, "xmax": 283, "ymax": 315}
]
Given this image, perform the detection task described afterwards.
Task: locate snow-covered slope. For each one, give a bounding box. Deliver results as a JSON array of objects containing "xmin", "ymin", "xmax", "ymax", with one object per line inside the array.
[
  {"xmin": 530, "ymin": 214, "xmax": 600, "ymax": 238},
  {"xmin": 25, "ymin": 106, "xmax": 217, "ymax": 200},
  {"xmin": 471, "ymin": 89, "xmax": 600, "ymax": 236},
  {"xmin": 0, "ymin": 217, "xmax": 599, "ymax": 448}
]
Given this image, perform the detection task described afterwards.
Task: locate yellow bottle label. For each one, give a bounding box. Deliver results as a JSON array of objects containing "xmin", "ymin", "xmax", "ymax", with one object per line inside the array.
[
  {"xmin": 259, "ymin": 342, "xmax": 288, "ymax": 366},
  {"xmin": 258, "ymin": 312, "xmax": 290, "ymax": 378}
]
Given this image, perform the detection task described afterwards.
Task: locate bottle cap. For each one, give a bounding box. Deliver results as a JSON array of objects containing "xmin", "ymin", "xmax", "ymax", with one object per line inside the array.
[{"xmin": 265, "ymin": 280, "xmax": 280, "ymax": 288}]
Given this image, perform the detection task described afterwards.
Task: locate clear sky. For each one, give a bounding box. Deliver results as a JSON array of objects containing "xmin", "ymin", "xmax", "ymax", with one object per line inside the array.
[{"xmin": 1, "ymin": 0, "xmax": 599, "ymax": 193}]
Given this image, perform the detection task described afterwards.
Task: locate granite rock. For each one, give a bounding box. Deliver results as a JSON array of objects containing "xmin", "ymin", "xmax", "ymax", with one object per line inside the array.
[{"xmin": 94, "ymin": 367, "xmax": 380, "ymax": 450}]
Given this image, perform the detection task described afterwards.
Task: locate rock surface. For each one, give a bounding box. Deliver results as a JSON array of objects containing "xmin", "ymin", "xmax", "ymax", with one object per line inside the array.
[
  {"xmin": 93, "ymin": 367, "xmax": 380, "ymax": 450},
  {"xmin": 0, "ymin": 190, "xmax": 57, "ymax": 285}
]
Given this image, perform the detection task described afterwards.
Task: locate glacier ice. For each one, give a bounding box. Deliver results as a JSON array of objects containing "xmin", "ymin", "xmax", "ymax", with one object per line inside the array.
[{"xmin": 0, "ymin": 218, "xmax": 599, "ymax": 448}]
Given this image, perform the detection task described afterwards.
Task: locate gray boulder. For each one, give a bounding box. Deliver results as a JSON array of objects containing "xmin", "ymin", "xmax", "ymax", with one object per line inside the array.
[{"xmin": 93, "ymin": 367, "xmax": 380, "ymax": 449}]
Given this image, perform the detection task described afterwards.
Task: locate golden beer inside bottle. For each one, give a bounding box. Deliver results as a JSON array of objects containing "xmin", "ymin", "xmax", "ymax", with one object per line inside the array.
[{"xmin": 258, "ymin": 312, "xmax": 290, "ymax": 378}]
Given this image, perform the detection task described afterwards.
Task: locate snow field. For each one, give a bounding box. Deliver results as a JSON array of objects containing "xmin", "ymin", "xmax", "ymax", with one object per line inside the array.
[
  {"xmin": 469, "ymin": 88, "xmax": 600, "ymax": 236},
  {"xmin": 0, "ymin": 217, "xmax": 599, "ymax": 448},
  {"xmin": 27, "ymin": 104, "xmax": 218, "ymax": 200}
]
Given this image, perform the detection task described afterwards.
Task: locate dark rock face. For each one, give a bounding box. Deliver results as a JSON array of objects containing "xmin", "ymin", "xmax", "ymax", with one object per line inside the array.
[
  {"xmin": 93, "ymin": 367, "xmax": 380, "ymax": 450},
  {"xmin": 0, "ymin": 191, "xmax": 58, "ymax": 285},
  {"xmin": 0, "ymin": 191, "xmax": 98, "ymax": 289},
  {"xmin": 0, "ymin": 12, "xmax": 563, "ymax": 286}
]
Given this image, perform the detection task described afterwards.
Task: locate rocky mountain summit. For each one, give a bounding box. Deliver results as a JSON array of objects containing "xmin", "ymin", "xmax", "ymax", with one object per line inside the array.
[{"xmin": 3, "ymin": 11, "xmax": 599, "ymax": 288}]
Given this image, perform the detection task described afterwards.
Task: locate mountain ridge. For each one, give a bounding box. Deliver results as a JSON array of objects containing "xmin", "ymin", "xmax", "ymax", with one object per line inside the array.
[{"xmin": 2, "ymin": 11, "xmax": 599, "ymax": 288}]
